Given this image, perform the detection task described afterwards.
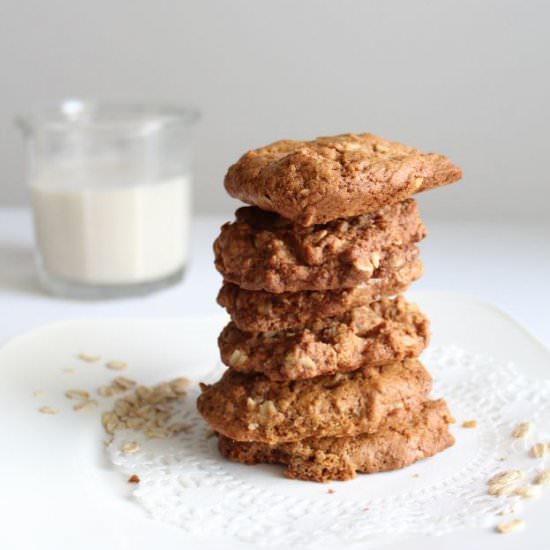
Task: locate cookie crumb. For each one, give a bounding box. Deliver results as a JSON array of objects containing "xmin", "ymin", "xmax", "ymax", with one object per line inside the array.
[
  {"xmin": 496, "ymin": 518, "xmax": 525, "ymax": 534},
  {"xmin": 412, "ymin": 473, "xmax": 420, "ymax": 478},
  {"xmin": 327, "ymin": 488, "xmax": 335, "ymax": 494},
  {"xmin": 462, "ymin": 420, "xmax": 477, "ymax": 429},
  {"xmin": 128, "ymin": 474, "xmax": 140, "ymax": 484}
]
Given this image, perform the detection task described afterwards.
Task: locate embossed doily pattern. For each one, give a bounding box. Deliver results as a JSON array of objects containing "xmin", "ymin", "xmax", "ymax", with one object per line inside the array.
[{"xmin": 106, "ymin": 346, "xmax": 550, "ymax": 547}]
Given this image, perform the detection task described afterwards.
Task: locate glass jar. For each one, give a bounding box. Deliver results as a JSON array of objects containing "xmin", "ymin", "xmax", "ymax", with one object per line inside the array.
[{"xmin": 17, "ymin": 99, "xmax": 199, "ymax": 299}]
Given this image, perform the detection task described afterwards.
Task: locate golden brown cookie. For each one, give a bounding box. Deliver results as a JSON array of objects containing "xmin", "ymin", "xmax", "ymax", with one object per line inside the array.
[
  {"xmin": 214, "ymin": 199, "xmax": 425, "ymax": 293},
  {"xmin": 217, "ymin": 249, "xmax": 423, "ymax": 332},
  {"xmin": 224, "ymin": 133, "xmax": 462, "ymax": 226},
  {"xmin": 219, "ymin": 297, "xmax": 429, "ymax": 381},
  {"xmin": 197, "ymin": 359, "xmax": 432, "ymax": 444},
  {"xmin": 218, "ymin": 399, "xmax": 454, "ymax": 482}
]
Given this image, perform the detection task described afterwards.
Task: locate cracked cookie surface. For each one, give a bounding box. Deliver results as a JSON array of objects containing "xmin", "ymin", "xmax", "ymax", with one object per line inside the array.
[
  {"xmin": 217, "ymin": 248, "xmax": 422, "ymax": 332},
  {"xmin": 219, "ymin": 297, "xmax": 429, "ymax": 381},
  {"xmin": 197, "ymin": 359, "xmax": 432, "ymax": 444},
  {"xmin": 214, "ymin": 199, "xmax": 425, "ymax": 293},
  {"xmin": 218, "ymin": 399, "xmax": 455, "ymax": 482},
  {"xmin": 224, "ymin": 133, "xmax": 462, "ymax": 226}
]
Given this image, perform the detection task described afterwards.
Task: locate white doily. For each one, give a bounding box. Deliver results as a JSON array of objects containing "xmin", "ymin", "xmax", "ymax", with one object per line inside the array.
[{"xmin": 106, "ymin": 346, "xmax": 550, "ymax": 547}]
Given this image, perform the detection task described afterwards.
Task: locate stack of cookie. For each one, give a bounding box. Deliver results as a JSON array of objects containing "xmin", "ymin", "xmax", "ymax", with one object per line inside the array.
[{"xmin": 198, "ymin": 133, "xmax": 463, "ymax": 482}]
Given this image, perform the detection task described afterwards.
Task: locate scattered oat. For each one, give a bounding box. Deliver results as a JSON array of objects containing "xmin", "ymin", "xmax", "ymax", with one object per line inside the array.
[
  {"xmin": 121, "ymin": 441, "xmax": 140, "ymax": 455},
  {"xmin": 496, "ymin": 518, "xmax": 525, "ymax": 534},
  {"xmin": 489, "ymin": 484, "xmax": 518, "ymax": 497},
  {"xmin": 462, "ymin": 420, "xmax": 477, "ymax": 429},
  {"xmin": 327, "ymin": 488, "xmax": 335, "ymax": 494},
  {"xmin": 533, "ymin": 468, "xmax": 550, "ymax": 486},
  {"xmin": 145, "ymin": 428, "xmax": 167, "ymax": 439},
  {"xmin": 102, "ymin": 411, "xmax": 119, "ymax": 434},
  {"xmin": 73, "ymin": 399, "xmax": 98, "ymax": 412},
  {"xmin": 61, "ymin": 368, "xmax": 76, "ymax": 374},
  {"xmin": 488, "ymin": 470, "xmax": 525, "ymax": 496},
  {"xmin": 489, "ymin": 470, "xmax": 525, "ymax": 486},
  {"xmin": 169, "ymin": 377, "xmax": 190, "ymax": 394},
  {"xmin": 530, "ymin": 443, "xmax": 548, "ymax": 458},
  {"xmin": 168, "ymin": 422, "xmax": 192, "ymax": 434},
  {"xmin": 511, "ymin": 422, "xmax": 532, "ymax": 439},
  {"xmin": 113, "ymin": 376, "xmax": 137, "ymax": 390},
  {"xmin": 65, "ymin": 389, "xmax": 90, "ymax": 400},
  {"xmin": 128, "ymin": 474, "xmax": 140, "ymax": 483},
  {"xmin": 98, "ymin": 385, "xmax": 115, "ymax": 398},
  {"xmin": 496, "ymin": 503, "xmax": 519, "ymax": 516},
  {"xmin": 106, "ymin": 360, "xmax": 128, "ymax": 371},
  {"xmin": 514, "ymin": 484, "xmax": 541, "ymax": 499},
  {"xmin": 247, "ymin": 423, "xmax": 259, "ymax": 431},
  {"xmin": 33, "ymin": 390, "xmax": 45, "ymax": 399},
  {"xmin": 78, "ymin": 353, "xmax": 101, "ymax": 363},
  {"xmin": 100, "ymin": 377, "xmax": 192, "ymax": 441},
  {"xmin": 38, "ymin": 406, "xmax": 59, "ymax": 415}
]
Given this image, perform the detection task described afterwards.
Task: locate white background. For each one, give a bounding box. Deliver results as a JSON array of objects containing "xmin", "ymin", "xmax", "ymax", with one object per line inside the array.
[
  {"xmin": 1, "ymin": 0, "xmax": 549, "ymax": 220},
  {"xmin": 0, "ymin": 1, "xmax": 548, "ymax": 348}
]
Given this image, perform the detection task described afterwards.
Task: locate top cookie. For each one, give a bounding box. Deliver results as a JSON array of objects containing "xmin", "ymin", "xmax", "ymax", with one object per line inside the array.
[{"xmin": 225, "ymin": 133, "xmax": 463, "ymax": 226}]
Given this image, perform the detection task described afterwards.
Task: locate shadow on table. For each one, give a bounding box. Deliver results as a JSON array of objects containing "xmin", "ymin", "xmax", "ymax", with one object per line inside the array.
[{"xmin": 0, "ymin": 243, "xmax": 45, "ymax": 296}]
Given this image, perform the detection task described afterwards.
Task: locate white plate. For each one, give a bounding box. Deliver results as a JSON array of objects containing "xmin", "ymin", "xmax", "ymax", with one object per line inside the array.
[{"xmin": 1, "ymin": 291, "xmax": 549, "ymax": 550}]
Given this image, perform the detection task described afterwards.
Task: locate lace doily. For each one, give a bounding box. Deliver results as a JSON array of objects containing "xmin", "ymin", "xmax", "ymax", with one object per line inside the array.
[{"xmin": 106, "ymin": 346, "xmax": 550, "ymax": 547}]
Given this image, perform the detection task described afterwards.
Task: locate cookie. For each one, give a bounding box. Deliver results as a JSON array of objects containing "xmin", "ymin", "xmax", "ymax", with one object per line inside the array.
[
  {"xmin": 197, "ymin": 359, "xmax": 432, "ymax": 444},
  {"xmin": 219, "ymin": 297, "xmax": 429, "ymax": 381},
  {"xmin": 217, "ymin": 249, "xmax": 423, "ymax": 332},
  {"xmin": 224, "ymin": 133, "xmax": 462, "ymax": 226},
  {"xmin": 218, "ymin": 399, "xmax": 454, "ymax": 482},
  {"xmin": 214, "ymin": 199, "xmax": 425, "ymax": 293}
]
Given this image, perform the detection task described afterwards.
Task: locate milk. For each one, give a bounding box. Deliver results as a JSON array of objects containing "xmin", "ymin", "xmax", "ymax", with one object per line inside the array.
[{"xmin": 31, "ymin": 169, "xmax": 191, "ymax": 285}]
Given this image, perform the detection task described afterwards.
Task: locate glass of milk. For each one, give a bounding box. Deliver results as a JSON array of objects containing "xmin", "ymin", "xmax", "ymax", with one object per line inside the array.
[{"xmin": 17, "ymin": 99, "xmax": 199, "ymax": 299}]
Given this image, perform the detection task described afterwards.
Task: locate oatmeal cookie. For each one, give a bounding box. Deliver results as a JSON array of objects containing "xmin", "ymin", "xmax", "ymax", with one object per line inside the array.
[
  {"xmin": 218, "ymin": 399, "xmax": 454, "ymax": 482},
  {"xmin": 197, "ymin": 359, "xmax": 432, "ymax": 444},
  {"xmin": 224, "ymin": 133, "xmax": 462, "ymax": 226},
  {"xmin": 219, "ymin": 297, "xmax": 429, "ymax": 381},
  {"xmin": 214, "ymin": 199, "xmax": 425, "ymax": 293},
  {"xmin": 217, "ymin": 249, "xmax": 422, "ymax": 332}
]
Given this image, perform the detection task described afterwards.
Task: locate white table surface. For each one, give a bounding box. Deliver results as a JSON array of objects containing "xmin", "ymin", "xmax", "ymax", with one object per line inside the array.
[{"xmin": 0, "ymin": 207, "xmax": 549, "ymax": 349}]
